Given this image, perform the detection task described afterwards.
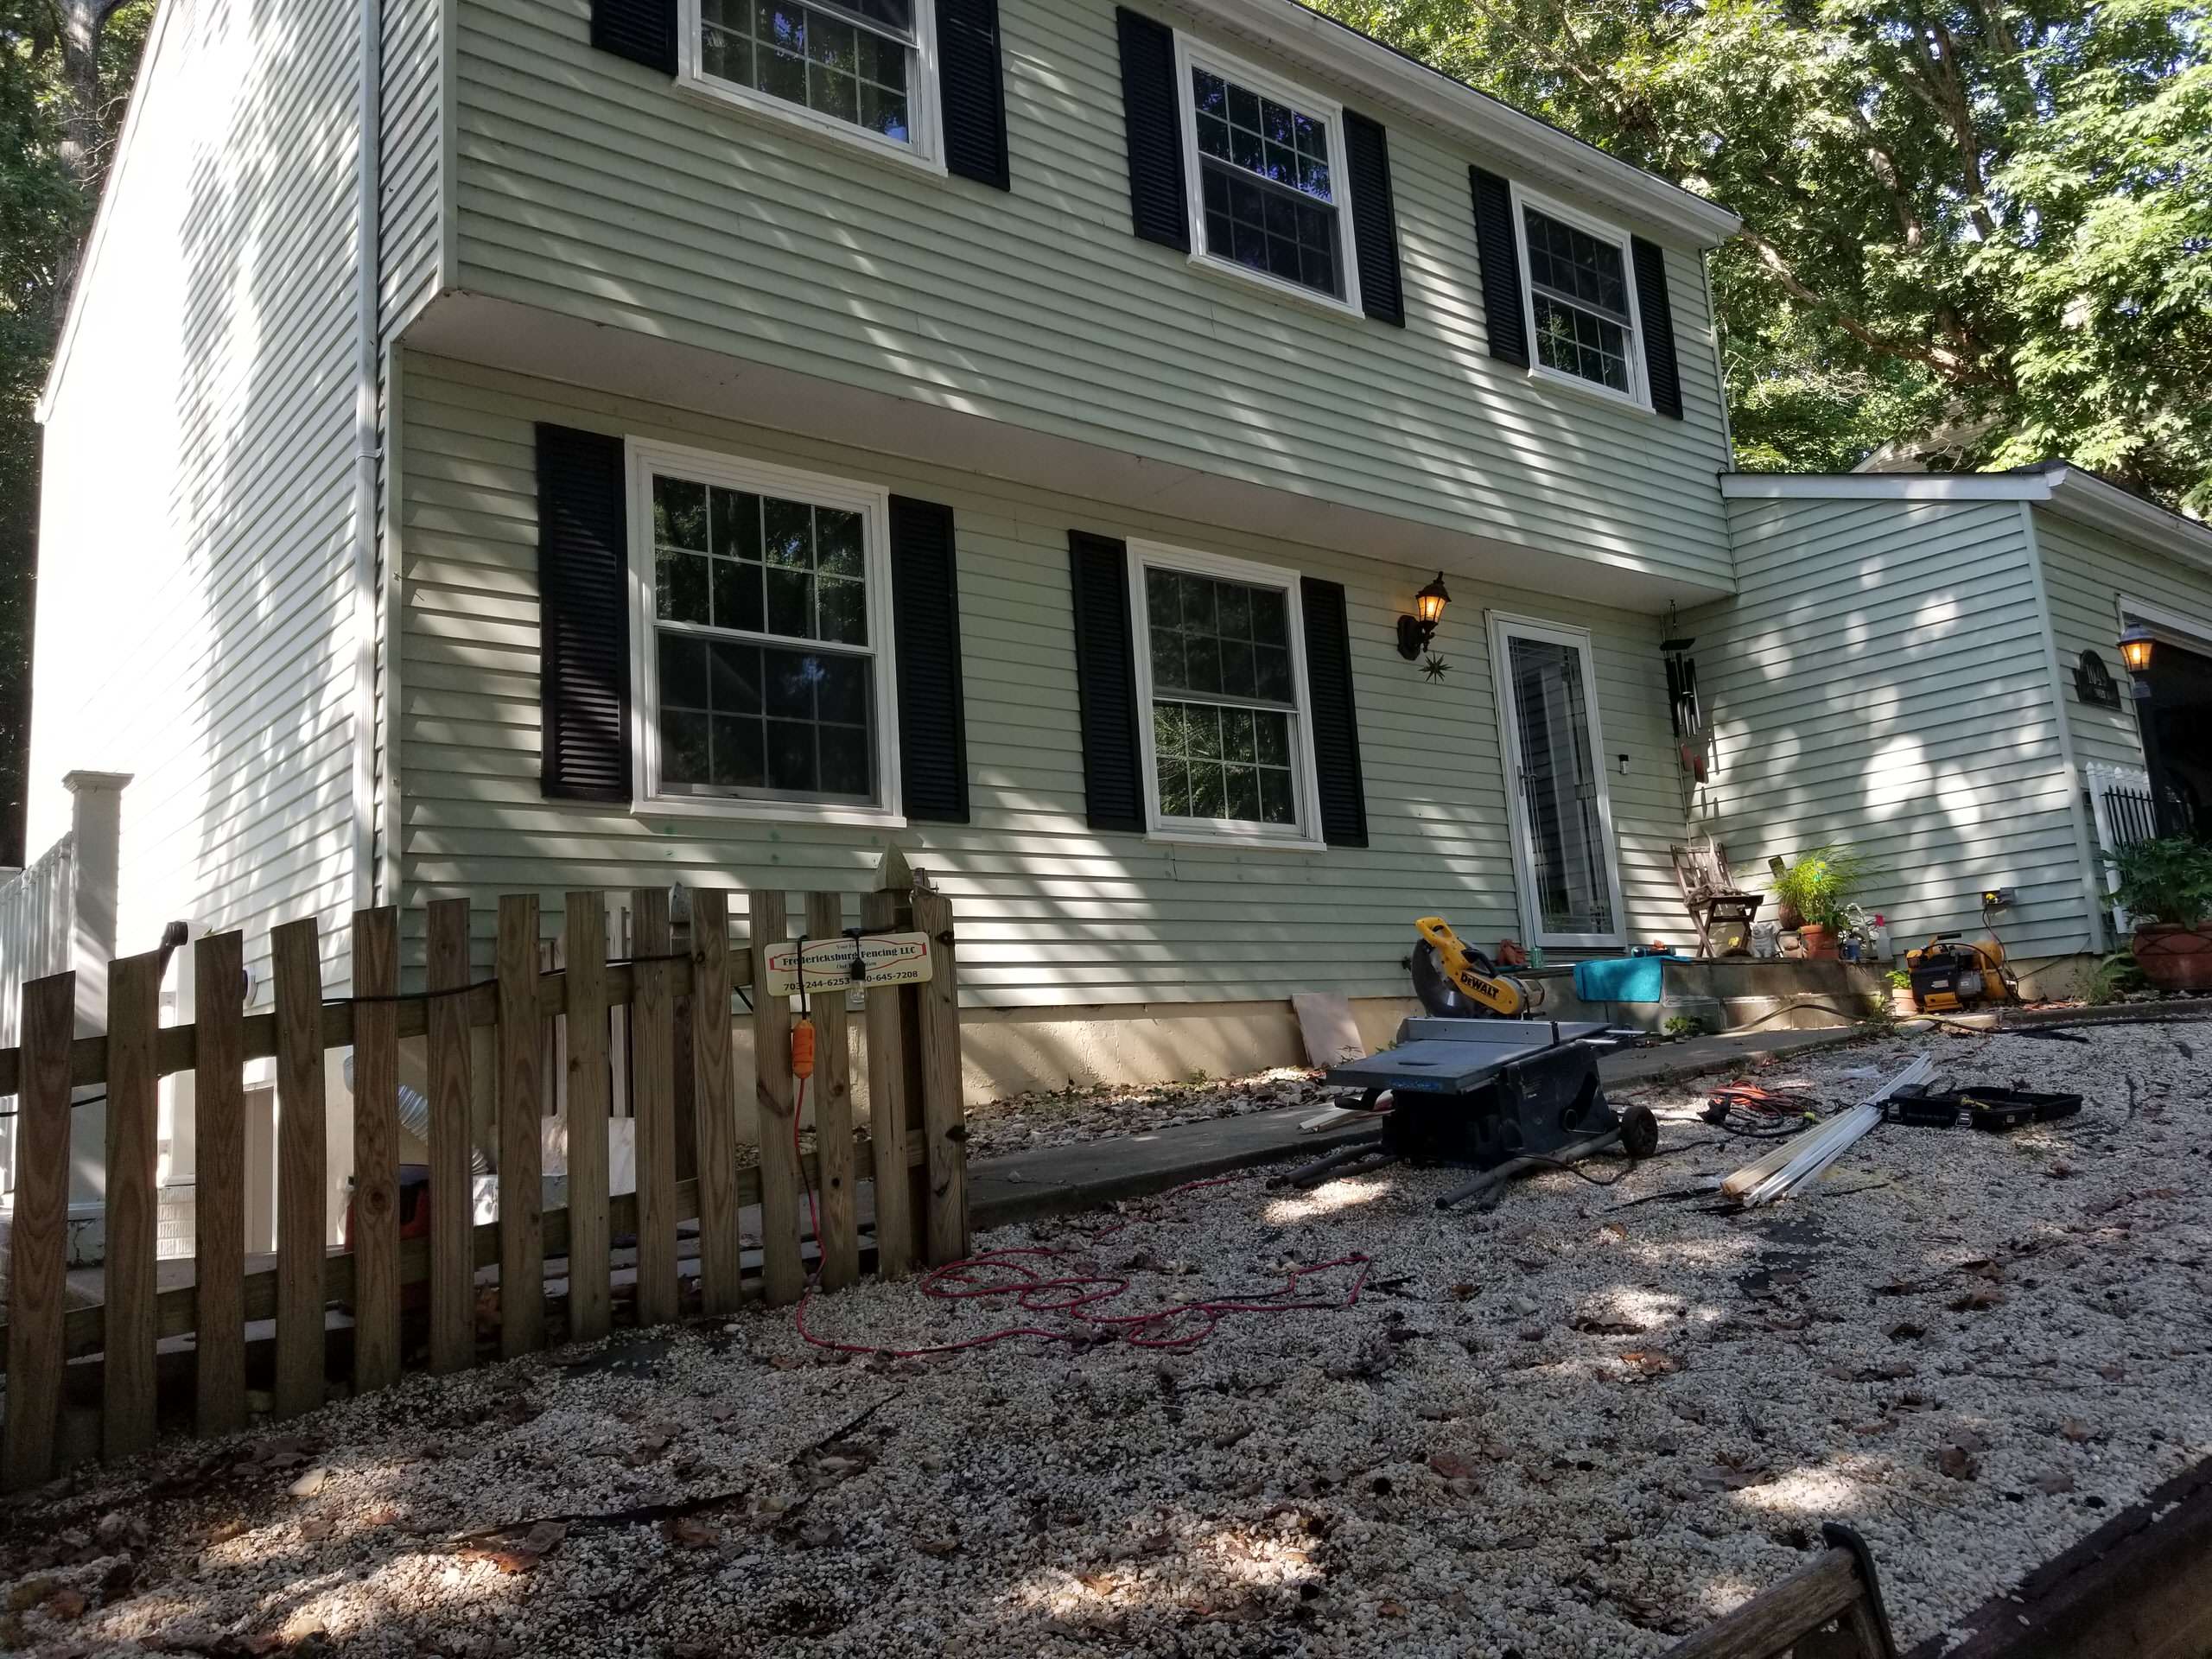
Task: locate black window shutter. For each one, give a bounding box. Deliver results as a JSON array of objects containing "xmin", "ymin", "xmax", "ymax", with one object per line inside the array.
[
  {"xmin": 1299, "ymin": 577, "xmax": 1367, "ymax": 848},
  {"xmin": 591, "ymin": 0, "xmax": 676, "ymax": 73},
  {"xmin": 537, "ymin": 423, "xmax": 632, "ymax": 803},
  {"xmin": 1067, "ymin": 531, "xmax": 1146, "ymax": 832},
  {"xmin": 1468, "ymin": 166, "xmax": 1529, "ymax": 368},
  {"xmin": 938, "ymin": 0, "xmax": 1009, "ymax": 190},
  {"xmin": 1342, "ymin": 112, "xmax": 1403, "ymax": 327},
  {"xmin": 1115, "ymin": 9, "xmax": 1188, "ymax": 252},
  {"xmin": 1630, "ymin": 235, "xmax": 1684, "ymax": 419},
  {"xmin": 890, "ymin": 496, "xmax": 969, "ymax": 822}
]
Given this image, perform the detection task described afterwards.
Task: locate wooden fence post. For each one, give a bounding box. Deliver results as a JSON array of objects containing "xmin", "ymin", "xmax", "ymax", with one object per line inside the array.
[
  {"xmin": 3, "ymin": 972, "xmax": 74, "ymax": 1491},
  {"xmin": 352, "ymin": 907, "xmax": 401, "ymax": 1394},
  {"xmin": 690, "ymin": 890, "xmax": 742, "ymax": 1315},
  {"xmin": 859, "ymin": 887, "xmax": 912, "ymax": 1280},
  {"xmin": 911, "ymin": 887, "xmax": 969, "ymax": 1265},
  {"xmin": 425, "ymin": 899, "xmax": 475, "ymax": 1374},
  {"xmin": 748, "ymin": 889, "xmax": 804, "ymax": 1306},
  {"xmin": 496, "ymin": 894, "xmax": 544, "ymax": 1357},
  {"xmin": 194, "ymin": 931, "xmax": 247, "ymax": 1436},
  {"xmin": 631, "ymin": 887, "xmax": 679, "ymax": 1326},
  {"xmin": 564, "ymin": 893, "xmax": 612, "ymax": 1344},
  {"xmin": 270, "ymin": 918, "xmax": 327, "ymax": 1419},
  {"xmin": 804, "ymin": 891, "xmax": 858, "ymax": 1290},
  {"xmin": 104, "ymin": 951, "xmax": 162, "ymax": 1459}
]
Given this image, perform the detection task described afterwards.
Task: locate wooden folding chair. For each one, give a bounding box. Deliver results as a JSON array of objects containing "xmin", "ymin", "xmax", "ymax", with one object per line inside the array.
[
  {"xmin": 1663, "ymin": 1524, "xmax": 1900, "ymax": 1659},
  {"xmin": 1671, "ymin": 837, "xmax": 1763, "ymax": 958}
]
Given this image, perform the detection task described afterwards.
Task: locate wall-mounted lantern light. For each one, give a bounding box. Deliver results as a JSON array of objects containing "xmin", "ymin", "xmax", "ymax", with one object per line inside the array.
[
  {"xmin": 2118, "ymin": 624, "xmax": 2156, "ymax": 694},
  {"xmin": 1397, "ymin": 573, "xmax": 1451, "ymax": 660}
]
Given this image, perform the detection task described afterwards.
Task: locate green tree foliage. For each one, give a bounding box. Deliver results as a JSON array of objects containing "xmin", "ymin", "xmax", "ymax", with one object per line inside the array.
[
  {"xmin": 1316, "ymin": 0, "xmax": 2212, "ymax": 510},
  {"xmin": 0, "ymin": 0, "xmax": 149, "ymax": 861}
]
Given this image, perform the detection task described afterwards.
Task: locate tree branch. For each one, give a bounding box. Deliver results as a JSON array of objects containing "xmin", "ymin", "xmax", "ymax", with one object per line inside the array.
[{"xmin": 1737, "ymin": 228, "xmax": 1998, "ymax": 385}]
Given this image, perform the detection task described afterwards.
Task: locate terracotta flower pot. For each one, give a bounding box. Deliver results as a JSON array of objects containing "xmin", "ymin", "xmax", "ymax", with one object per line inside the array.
[
  {"xmin": 1799, "ymin": 923, "xmax": 1840, "ymax": 959},
  {"xmin": 2130, "ymin": 924, "xmax": 2212, "ymax": 991}
]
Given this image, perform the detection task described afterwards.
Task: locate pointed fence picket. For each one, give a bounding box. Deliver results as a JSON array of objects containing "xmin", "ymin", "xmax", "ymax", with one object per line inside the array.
[{"xmin": 0, "ymin": 878, "xmax": 964, "ymax": 1489}]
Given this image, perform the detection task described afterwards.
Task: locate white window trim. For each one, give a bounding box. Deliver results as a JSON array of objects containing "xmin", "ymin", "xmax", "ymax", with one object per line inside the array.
[
  {"xmin": 1169, "ymin": 35, "xmax": 1364, "ymax": 321},
  {"xmin": 1487, "ymin": 610, "xmax": 1628, "ymax": 949},
  {"xmin": 1509, "ymin": 181, "xmax": 1652, "ymax": 414},
  {"xmin": 674, "ymin": 0, "xmax": 948, "ymax": 177},
  {"xmin": 1127, "ymin": 541, "xmax": 1327, "ymax": 851},
  {"xmin": 624, "ymin": 436, "xmax": 906, "ymax": 829}
]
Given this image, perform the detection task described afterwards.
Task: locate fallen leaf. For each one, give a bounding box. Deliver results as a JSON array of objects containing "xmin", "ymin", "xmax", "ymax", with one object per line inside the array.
[
  {"xmin": 1619, "ymin": 1350, "xmax": 1683, "ymax": 1376},
  {"xmin": 2097, "ymin": 1363, "xmax": 2126, "ymax": 1382},
  {"xmin": 2033, "ymin": 1471, "xmax": 2076, "ymax": 1495},
  {"xmin": 1446, "ymin": 1283, "xmax": 1478, "ymax": 1301},
  {"xmin": 42, "ymin": 1588, "xmax": 86, "ymax": 1621},
  {"xmin": 1572, "ymin": 1316, "xmax": 1640, "ymax": 1336},
  {"xmin": 1429, "ymin": 1452, "xmax": 1479, "ymax": 1480},
  {"xmin": 1377, "ymin": 1600, "xmax": 1407, "ymax": 1618},
  {"xmin": 1936, "ymin": 1446, "xmax": 1979, "ymax": 1480},
  {"xmin": 1948, "ymin": 1286, "xmax": 2007, "ymax": 1313},
  {"xmin": 2060, "ymin": 1419, "xmax": 2096, "ymax": 1443},
  {"xmin": 914, "ymin": 1536, "xmax": 960, "ymax": 1557},
  {"xmin": 661, "ymin": 1516, "xmax": 720, "ymax": 1550},
  {"xmin": 1888, "ymin": 1322, "xmax": 1926, "ymax": 1341}
]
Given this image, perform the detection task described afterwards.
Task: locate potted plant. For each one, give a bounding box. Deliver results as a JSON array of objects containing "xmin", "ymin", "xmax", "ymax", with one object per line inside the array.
[
  {"xmin": 1885, "ymin": 967, "xmax": 1915, "ymax": 1014},
  {"xmin": 1770, "ymin": 846, "xmax": 1871, "ymax": 959},
  {"xmin": 2107, "ymin": 836, "xmax": 2212, "ymax": 991}
]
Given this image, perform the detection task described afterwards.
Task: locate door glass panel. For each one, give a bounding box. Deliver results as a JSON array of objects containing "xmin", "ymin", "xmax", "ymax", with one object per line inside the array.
[{"xmin": 1507, "ymin": 633, "xmax": 1615, "ymax": 937}]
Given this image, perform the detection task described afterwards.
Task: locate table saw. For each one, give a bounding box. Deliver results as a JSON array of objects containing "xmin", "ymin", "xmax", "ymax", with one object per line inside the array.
[{"xmin": 1286, "ymin": 1015, "xmax": 1658, "ymax": 1209}]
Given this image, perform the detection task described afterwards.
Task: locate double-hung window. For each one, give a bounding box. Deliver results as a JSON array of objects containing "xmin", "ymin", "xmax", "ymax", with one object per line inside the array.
[
  {"xmin": 629, "ymin": 442, "xmax": 900, "ymax": 823},
  {"xmin": 1128, "ymin": 544, "xmax": 1322, "ymax": 845},
  {"xmin": 1514, "ymin": 186, "xmax": 1646, "ymax": 404},
  {"xmin": 684, "ymin": 0, "xmax": 939, "ymax": 165},
  {"xmin": 1172, "ymin": 41, "xmax": 1362, "ymax": 315}
]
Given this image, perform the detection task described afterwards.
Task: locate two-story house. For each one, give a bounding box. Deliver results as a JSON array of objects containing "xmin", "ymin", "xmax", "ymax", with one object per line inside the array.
[
  {"xmin": 27, "ymin": 0, "xmax": 1743, "ymax": 1097},
  {"xmin": 34, "ymin": 0, "xmax": 2212, "ymax": 1214}
]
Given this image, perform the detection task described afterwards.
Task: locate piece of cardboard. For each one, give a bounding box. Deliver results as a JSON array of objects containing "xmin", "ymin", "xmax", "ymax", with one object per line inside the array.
[{"xmin": 1293, "ymin": 991, "xmax": 1364, "ymax": 1068}]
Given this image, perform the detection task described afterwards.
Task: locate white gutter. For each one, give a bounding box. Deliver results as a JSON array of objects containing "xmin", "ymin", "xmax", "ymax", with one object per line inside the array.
[
  {"xmin": 348, "ymin": 0, "xmax": 384, "ymax": 912},
  {"xmin": 1167, "ymin": 0, "xmax": 1741, "ymax": 249},
  {"xmin": 1719, "ymin": 465, "xmax": 2212, "ymax": 574}
]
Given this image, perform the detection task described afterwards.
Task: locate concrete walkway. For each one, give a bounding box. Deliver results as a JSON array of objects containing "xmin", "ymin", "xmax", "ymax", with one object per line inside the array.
[{"xmin": 969, "ymin": 1022, "xmax": 1868, "ymax": 1230}]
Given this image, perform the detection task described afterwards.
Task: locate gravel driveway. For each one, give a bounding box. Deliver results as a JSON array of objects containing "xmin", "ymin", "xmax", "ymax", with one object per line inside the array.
[{"xmin": 4, "ymin": 1022, "xmax": 2208, "ymax": 1657}]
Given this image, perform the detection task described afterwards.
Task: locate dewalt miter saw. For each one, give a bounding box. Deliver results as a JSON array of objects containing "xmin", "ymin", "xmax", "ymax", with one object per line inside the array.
[{"xmin": 1409, "ymin": 916, "xmax": 1543, "ymax": 1018}]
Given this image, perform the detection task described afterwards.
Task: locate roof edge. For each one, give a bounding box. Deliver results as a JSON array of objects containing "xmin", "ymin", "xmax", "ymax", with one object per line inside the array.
[
  {"xmin": 1721, "ymin": 466, "xmax": 2212, "ymax": 573},
  {"xmin": 35, "ymin": 0, "xmax": 179, "ymax": 425},
  {"xmin": 1172, "ymin": 0, "xmax": 1742, "ymax": 248}
]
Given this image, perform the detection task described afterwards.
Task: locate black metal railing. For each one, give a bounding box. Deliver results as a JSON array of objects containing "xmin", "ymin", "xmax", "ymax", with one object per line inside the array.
[{"xmin": 2102, "ymin": 784, "xmax": 2164, "ymax": 848}]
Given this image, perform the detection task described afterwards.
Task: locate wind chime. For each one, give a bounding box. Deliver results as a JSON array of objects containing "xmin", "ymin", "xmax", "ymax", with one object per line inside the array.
[{"xmin": 1662, "ymin": 604, "xmax": 1707, "ymax": 785}]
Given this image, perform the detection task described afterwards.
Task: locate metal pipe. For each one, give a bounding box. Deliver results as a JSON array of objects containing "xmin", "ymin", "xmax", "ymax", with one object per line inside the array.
[
  {"xmin": 348, "ymin": 0, "xmax": 384, "ymax": 912},
  {"xmin": 1436, "ymin": 1126, "xmax": 1624, "ymax": 1211}
]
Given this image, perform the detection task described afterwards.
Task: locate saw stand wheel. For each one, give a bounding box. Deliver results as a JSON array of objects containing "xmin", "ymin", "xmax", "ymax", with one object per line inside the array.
[{"xmin": 1618, "ymin": 1103, "xmax": 1660, "ymax": 1159}]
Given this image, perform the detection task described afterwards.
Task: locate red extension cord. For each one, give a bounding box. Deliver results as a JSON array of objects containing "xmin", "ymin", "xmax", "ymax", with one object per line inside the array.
[{"xmin": 785, "ymin": 1076, "xmax": 1373, "ymax": 1359}]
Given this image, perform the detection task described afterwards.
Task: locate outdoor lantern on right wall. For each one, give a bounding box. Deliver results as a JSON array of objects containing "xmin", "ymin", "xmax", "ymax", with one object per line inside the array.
[{"xmin": 2119, "ymin": 624, "xmax": 2156, "ymax": 698}]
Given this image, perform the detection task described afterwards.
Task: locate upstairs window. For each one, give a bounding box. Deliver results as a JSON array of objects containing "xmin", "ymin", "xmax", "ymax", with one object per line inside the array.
[
  {"xmin": 1171, "ymin": 41, "xmax": 1362, "ymax": 315},
  {"xmin": 683, "ymin": 0, "xmax": 940, "ymax": 165},
  {"xmin": 1515, "ymin": 190, "xmax": 1646, "ymax": 404}
]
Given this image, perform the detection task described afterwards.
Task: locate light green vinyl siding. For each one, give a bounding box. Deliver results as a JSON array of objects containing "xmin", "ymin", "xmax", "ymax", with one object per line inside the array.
[
  {"xmin": 443, "ymin": 0, "xmax": 1734, "ymax": 593},
  {"xmin": 395, "ymin": 353, "xmax": 1688, "ymax": 1002},
  {"xmin": 1691, "ymin": 498, "xmax": 2090, "ymax": 958},
  {"xmin": 379, "ymin": 0, "xmax": 442, "ymax": 336},
  {"xmin": 29, "ymin": 0, "xmax": 370, "ymax": 994},
  {"xmin": 2036, "ymin": 509, "xmax": 2212, "ymax": 778}
]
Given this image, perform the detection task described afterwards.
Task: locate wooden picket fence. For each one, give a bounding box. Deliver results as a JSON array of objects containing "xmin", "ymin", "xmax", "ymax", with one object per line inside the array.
[{"xmin": 0, "ymin": 878, "xmax": 967, "ymax": 1491}]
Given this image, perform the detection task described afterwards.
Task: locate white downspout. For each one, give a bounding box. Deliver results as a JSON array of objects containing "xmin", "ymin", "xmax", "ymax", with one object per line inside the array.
[{"xmin": 349, "ymin": 0, "xmax": 384, "ymax": 917}]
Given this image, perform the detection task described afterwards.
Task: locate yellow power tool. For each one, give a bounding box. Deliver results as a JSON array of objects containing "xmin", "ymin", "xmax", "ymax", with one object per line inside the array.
[{"xmin": 1413, "ymin": 916, "xmax": 1542, "ymax": 1019}]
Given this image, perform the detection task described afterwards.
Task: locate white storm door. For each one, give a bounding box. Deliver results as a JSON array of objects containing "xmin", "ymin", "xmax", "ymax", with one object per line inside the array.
[{"xmin": 1491, "ymin": 613, "xmax": 1627, "ymax": 949}]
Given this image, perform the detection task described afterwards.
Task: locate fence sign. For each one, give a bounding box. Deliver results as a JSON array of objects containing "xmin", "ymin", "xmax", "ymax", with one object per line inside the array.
[{"xmin": 764, "ymin": 931, "xmax": 934, "ymax": 997}]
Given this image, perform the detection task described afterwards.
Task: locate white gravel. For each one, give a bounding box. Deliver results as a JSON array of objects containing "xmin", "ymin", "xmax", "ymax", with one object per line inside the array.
[
  {"xmin": 5, "ymin": 1022, "xmax": 2209, "ymax": 1657},
  {"xmin": 961, "ymin": 1067, "xmax": 1339, "ymax": 1162}
]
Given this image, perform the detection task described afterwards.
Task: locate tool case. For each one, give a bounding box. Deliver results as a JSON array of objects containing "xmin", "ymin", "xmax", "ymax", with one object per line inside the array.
[{"xmin": 1885, "ymin": 1086, "xmax": 2082, "ymax": 1131}]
